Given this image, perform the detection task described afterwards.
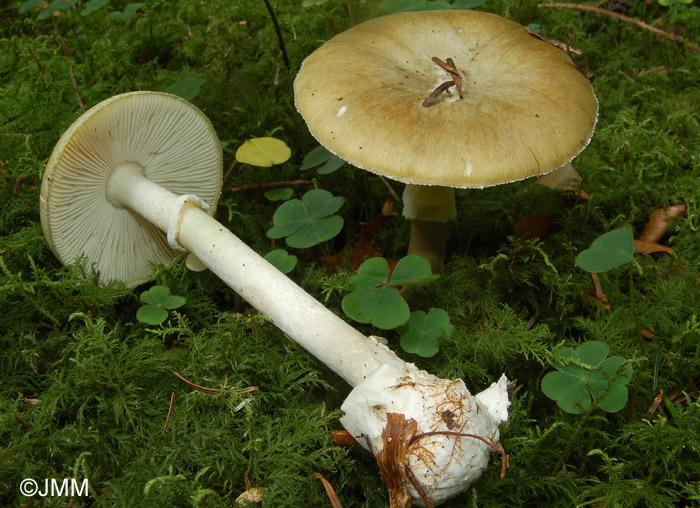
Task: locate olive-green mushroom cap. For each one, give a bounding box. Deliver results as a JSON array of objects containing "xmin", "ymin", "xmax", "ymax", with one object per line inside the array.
[{"xmin": 294, "ymin": 10, "xmax": 598, "ymax": 188}]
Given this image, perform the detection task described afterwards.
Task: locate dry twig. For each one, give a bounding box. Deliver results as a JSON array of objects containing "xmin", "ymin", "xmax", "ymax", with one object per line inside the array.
[
  {"xmin": 229, "ymin": 179, "xmax": 314, "ymax": 193},
  {"xmin": 69, "ymin": 66, "xmax": 85, "ymax": 110},
  {"xmin": 538, "ymin": 3, "xmax": 700, "ymax": 53}
]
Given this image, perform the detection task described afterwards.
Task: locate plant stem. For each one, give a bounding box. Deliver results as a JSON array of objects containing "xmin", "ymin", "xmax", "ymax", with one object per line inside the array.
[
  {"xmin": 262, "ymin": 0, "xmax": 290, "ymax": 68},
  {"xmin": 627, "ymin": 261, "xmax": 646, "ymax": 421}
]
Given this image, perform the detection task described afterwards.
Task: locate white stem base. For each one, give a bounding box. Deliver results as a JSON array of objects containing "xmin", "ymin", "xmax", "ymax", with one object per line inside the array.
[{"xmin": 341, "ymin": 366, "xmax": 509, "ymax": 505}]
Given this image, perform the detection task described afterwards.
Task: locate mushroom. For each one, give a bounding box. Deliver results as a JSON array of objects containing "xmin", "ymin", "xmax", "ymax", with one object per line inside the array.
[
  {"xmin": 294, "ymin": 10, "xmax": 599, "ymax": 270},
  {"xmin": 40, "ymin": 91, "xmax": 509, "ymax": 506}
]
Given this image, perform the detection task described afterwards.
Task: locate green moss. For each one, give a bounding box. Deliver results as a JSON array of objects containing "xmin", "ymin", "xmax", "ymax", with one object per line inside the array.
[{"xmin": 2, "ymin": 0, "xmax": 700, "ymax": 506}]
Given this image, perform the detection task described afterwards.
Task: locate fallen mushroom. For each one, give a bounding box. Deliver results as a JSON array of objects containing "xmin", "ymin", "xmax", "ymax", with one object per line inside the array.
[
  {"xmin": 294, "ymin": 10, "xmax": 598, "ymax": 270},
  {"xmin": 40, "ymin": 91, "xmax": 509, "ymax": 506}
]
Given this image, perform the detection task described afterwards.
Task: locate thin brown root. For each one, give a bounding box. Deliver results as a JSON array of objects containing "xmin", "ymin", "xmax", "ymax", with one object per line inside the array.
[{"xmin": 410, "ymin": 430, "xmax": 510, "ymax": 479}]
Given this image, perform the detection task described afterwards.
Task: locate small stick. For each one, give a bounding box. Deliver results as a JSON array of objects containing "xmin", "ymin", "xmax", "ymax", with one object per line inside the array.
[
  {"xmin": 172, "ymin": 370, "xmax": 220, "ymax": 393},
  {"xmin": 69, "ymin": 66, "xmax": 85, "ymax": 110},
  {"xmin": 405, "ymin": 466, "xmax": 436, "ymax": 508},
  {"xmin": 229, "ymin": 179, "xmax": 314, "ymax": 193},
  {"xmin": 432, "ymin": 57, "xmax": 463, "ymax": 98},
  {"xmin": 422, "ymin": 80, "xmax": 455, "ymax": 107},
  {"xmin": 377, "ymin": 174, "xmax": 401, "ymax": 202},
  {"xmin": 222, "ymin": 160, "xmax": 237, "ymax": 186},
  {"xmin": 262, "ymin": 0, "xmax": 290, "ymax": 67},
  {"xmin": 164, "ymin": 391, "xmax": 176, "ymax": 430},
  {"xmin": 537, "ymin": 2, "xmax": 700, "ymax": 53}
]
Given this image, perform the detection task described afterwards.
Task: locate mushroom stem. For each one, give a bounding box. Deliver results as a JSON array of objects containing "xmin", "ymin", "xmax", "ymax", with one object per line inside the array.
[
  {"xmin": 106, "ymin": 163, "xmax": 509, "ymax": 505},
  {"xmin": 402, "ymin": 184, "xmax": 456, "ymax": 271},
  {"xmin": 106, "ymin": 163, "xmax": 404, "ymax": 387},
  {"xmin": 408, "ymin": 219, "xmax": 450, "ymax": 272}
]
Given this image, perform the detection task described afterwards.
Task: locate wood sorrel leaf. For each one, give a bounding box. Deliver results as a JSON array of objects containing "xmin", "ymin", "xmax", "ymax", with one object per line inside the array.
[
  {"xmin": 389, "ymin": 255, "xmax": 438, "ymax": 286},
  {"xmin": 264, "ymin": 249, "xmax": 298, "ymax": 274},
  {"xmin": 341, "ymin": 286, "xmax": 409, "ymax": 329},
  {"xmin": 398, "ymin": 308, "xmax": 452, "ymax": 357},
  {"xmin": 267, "ymin": 189, "xmax": 344, "ymax": 248},
  {"xmin": 236, "ymin": 137, "xmax": 291, "ymax": 167},
  {"xmin": 575, "ymin": 228, "xmax": 634, "ymax": 272}
]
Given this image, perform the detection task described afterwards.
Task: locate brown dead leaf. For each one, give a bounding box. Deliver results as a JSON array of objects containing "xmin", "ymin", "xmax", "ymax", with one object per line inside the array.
[
  {"xmin": 634, "ymin": 239, "xmax": 674, "ymax": 256},
  {"xmin": 314, "ymin": 473, "xmax": 345, "ymax": 508},
  {"xmin": 639, "ymin": 205, "xmax": 687, "ymax": 243},
  {"xmin": 323, "ymin": 199, "xmax": 395, "ymax": 270},
  {"xmin": 640, "ymin": 328, "xmax": 655, "ymax": 339},
  {"xmin": 375, "ymin": 413, "xmax": 418, "ymax": 508},
  {"xmin": 330, "ymin": 430, "xmax": 358, "ymax": 446},
  {"xmin": 514, "ymin": 213, "xmax": 550, "ymax": 240}
]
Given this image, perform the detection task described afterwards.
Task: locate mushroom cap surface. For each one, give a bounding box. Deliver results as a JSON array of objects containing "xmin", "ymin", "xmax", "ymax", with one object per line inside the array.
[
  {"xmin": 294, "ymin": 10, "xmax": 598, "ymax": 188},
  {"xmin": 40, "ymin": 91, "xmax": 222, "ymax": 285}
]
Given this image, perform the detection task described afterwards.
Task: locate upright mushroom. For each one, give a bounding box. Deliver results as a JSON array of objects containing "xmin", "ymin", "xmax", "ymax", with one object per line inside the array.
[
  {"xmin": 41, "ymin": 91, "xmax": 509, "ymax": 506},
  {"xmin": 294, "ymin": 10, "xmax": 598, "ymax": 270}
]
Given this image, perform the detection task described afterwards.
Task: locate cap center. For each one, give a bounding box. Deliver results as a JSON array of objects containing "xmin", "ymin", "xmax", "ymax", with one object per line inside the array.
[{"xmin": 423, "ymin": 57, "xmax": 465, "ymax": 108}]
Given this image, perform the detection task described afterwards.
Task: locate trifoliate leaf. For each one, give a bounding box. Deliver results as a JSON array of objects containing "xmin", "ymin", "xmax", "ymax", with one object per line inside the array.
[
  {"xmin": 264, "ymin": 249, "xmax": 298, "ymax": 274},
  {"xmin": 267, "ymin": 189, "xmax": 344, "ymax": 248},
  {"xmin": 341, "ymin": 287, "xmax": 410, "ymax": 329},
  {"xmin": 236, "ymin": 137, "xmax": 291, "ymax": 167}
]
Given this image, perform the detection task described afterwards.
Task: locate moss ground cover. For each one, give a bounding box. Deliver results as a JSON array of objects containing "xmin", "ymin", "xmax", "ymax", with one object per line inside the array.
[{"xmin": 1, "ymin": 0, "xmax": 699, "ymax": 506}]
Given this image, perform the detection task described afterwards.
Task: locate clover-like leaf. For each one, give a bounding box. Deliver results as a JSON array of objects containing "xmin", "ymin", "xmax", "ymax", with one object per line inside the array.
[
  {"xmin": 575, "ymin": 228, "xmax": 634, "ymax": 272},
  {"xmin": 541, "ymin": 371, "xmax": 591, "ymax": 414},
  {"xmin": 236, "ymin": 137, "xmax": 291, "ymax": 167},
  {"xmin": 389, "ymin": 255, "xmax": 439, "ymax": 286},
  {"xmin": 398, "ymin": 308, "xmax": 452, "ymax": 357},
  {"xmin": 164, "ymin": 76, "xmax": 207, "ymax": 101},
  {"xmin": 542, "ymin": 341, "xmax": 633, "ymax": 414},
  {"xmin": 264, "ymin": 249, "xmax": 298, "ymax": 274},
  {"xmin": 264, "ymin": 188, "xmax": 293, "ymax": 201},
  {"xmin": 300, "ymin": 145, "xmax": 346, "ymax": 174},
  {"xmin": 341, "ymin": 287, "xmax": 410, "ymax": 330},
  {"xmin": 348, "ymin": 257, "xmax": 391, "ymax": 290},
  {"xmin": 136, "ymin": 305, "xmax": 169, "ymax": 326},
  {"xmin": 267, "ymin": 189, "xmax": 344, "ymax": 248},
  {"xmin": 137, "ymin": 286, "xmax": 186, "ymax": 325},
  {"xmin": 111, "ymin": 2, "xmax": 142, "ymax": 21},
  {"xmin": 81, "ymin": 0, "xmax": 109, "ymax": 16}
]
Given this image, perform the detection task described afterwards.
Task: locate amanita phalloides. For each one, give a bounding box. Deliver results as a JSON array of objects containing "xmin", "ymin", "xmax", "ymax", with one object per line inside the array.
[
  {"xmin": 40, "ymin": 91, "xmax": 509, "ymax": 506},
  {"xmin": 294, "ymin": 10, "xmax": 598, "ymax": 271}
]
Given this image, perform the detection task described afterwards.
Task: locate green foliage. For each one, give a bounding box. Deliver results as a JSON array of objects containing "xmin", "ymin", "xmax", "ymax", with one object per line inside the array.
[
  {"xmin": 264, "ymin": 188, "xmax": 293, "ymax": 201},
  {"xmin": 264, "ymin": 249, "xmax": 298, "ymax": 274},
  {"xmin": 398, "ymin": 308, "xmax": 453, "ymax": 357},
  {"xmin": 379, "ymin": 0, "xmax": 486, "ymax": 13},
  {"xmin": 164, "ymin": 76, "xmax": 207, "ymax": 101},
  {"xmin": 81, "ymin": 0, "xmax": 109, "ymax": 16},
  {"xmin": 136, "ymin": 285, "xmax": 186, "ymax": 325},
  {"xmin": 299, "ymin": 145, "xmax": 346, "ymax": 175},
  {"xmin": 542, "ymin": 341, "xmax": 634, "ymax": 414},
  {"xmin": 658, "ymin": 0, "xmax": 693, "ymax": 6},
  {"xmin": 236, "ymin": 137, "xmax": 292, "ymax": 167},
  {"xmin": 3, "ymin": 0, "xmax": 700, "ymax": 506},
  {"xmin": 110, "ymin": 3, "xmax": 143, "ymax": 21},
  {"xmin": 341, "ymin": 255, "xmax": 438, "ymax": 330},
  {"xmin": 267, "ymin": 189, "xmax": 345, "ymax": 248},
  {"xmin": 575, "ymin": 228, "xmax": 634, "ymax": 272}
]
